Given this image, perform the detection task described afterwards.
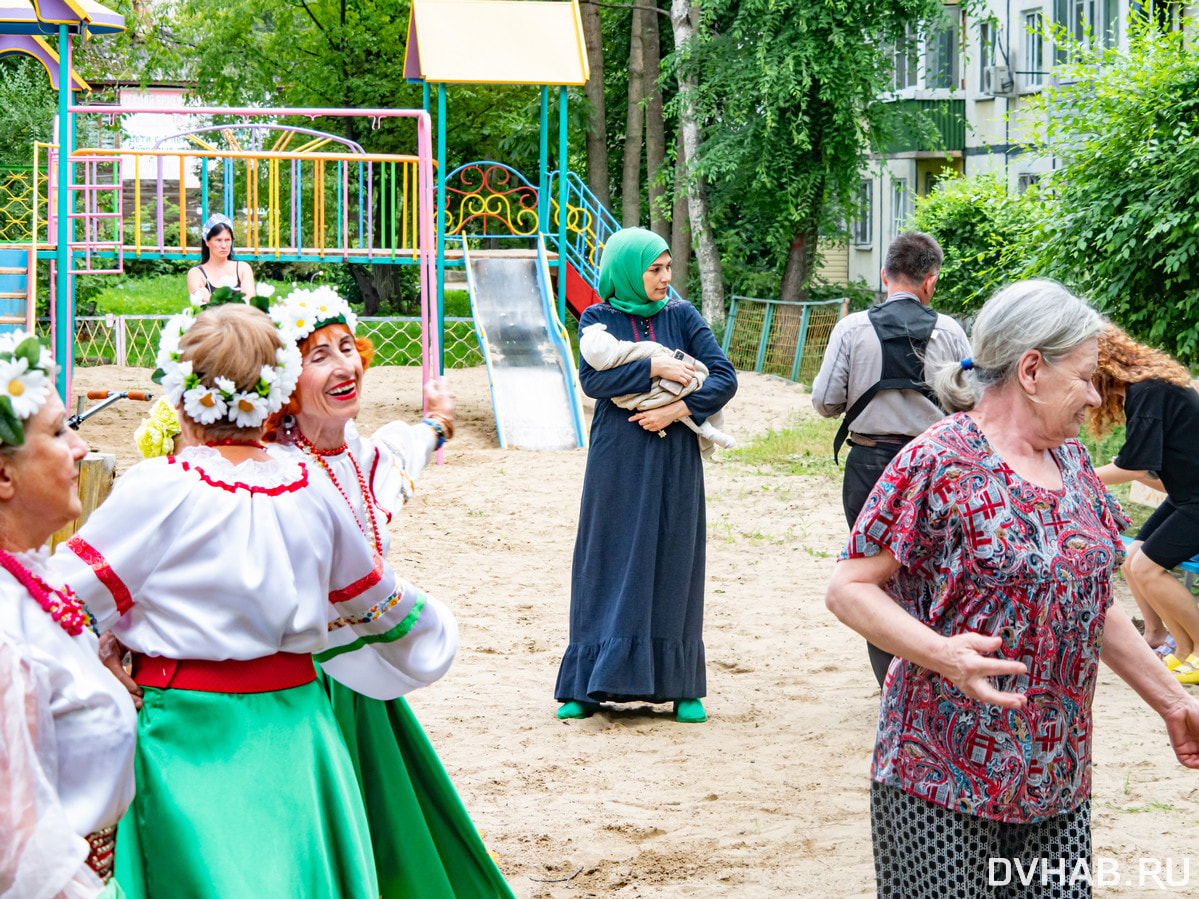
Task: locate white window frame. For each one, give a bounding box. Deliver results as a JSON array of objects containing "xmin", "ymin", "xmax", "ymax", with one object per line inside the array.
[
  {"xmin": 924, "ymin": 8, "xmax": 961, "ymax": 90},
  {"xmin": 891, "ymin": 178, "xmax": 909, "ymax": 243},
  {"xmin": 1056, "ymin": 0, "xmax": 1118, "ymax": 58},
  {"xmin": 978, "ymin": 20, "xmax": 997, "ymax": 92},
  {"xmin": 894, "ymin": 25, "xmax": 918, "ymax": 90},
  {"xmin": 1017, "ymin": 172, "xmax": 1041, "ymax": 193},
  {"xmin": 1023, "ymin": 11, "xmax": 1044, "ymax": 89},
  {"xmin": 853, "ymin": 180, "xmax": 873, "ymax": 248}
]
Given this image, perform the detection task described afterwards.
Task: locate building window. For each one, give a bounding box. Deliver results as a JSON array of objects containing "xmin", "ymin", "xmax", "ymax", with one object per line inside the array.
[
  {"xmin": 925, "ymin": 9, "xmax": 960, "ymax": 89},
  {"xmin": 853, "ymin": 180, "xmax": 873, "ymax": 248},
  {"xmin": 1055, "ymin": 0, "xmax": 1118, "ymax": 57},
  {"xmin": 978, "ymin": 20, "xmax": 997, "ymax": 92},
  {"xmin": 891, "ymin": 178, "xmax": 909, "ymax": 241},
  {"xmin": 1017, "ymin": 172, "xmax": 1041, "ymax": 193},
  {"xmin": 1023, "ymin": 11, "xmax": 1044, "ymax": 87},
  {"xmin": 894, "ymin": 25, "xmax": 918, "ymax": 90}
]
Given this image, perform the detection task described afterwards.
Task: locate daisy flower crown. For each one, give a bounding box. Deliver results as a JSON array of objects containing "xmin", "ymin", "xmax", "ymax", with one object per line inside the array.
[
  {"xmin": 0, "ymin": 330, "xmax": 57, "ymax": 446},
  {"xmin": 269, "ymin": 285, "xmax": 358, "ymax": 344},
  {"xmin": 152, "ymin": 284, "xmax": 302, "ymax": 429}
]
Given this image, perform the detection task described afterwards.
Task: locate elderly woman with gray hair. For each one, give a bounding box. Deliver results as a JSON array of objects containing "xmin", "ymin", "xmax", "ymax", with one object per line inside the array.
[{"xmin": 825, "ymin": 279, "xmax": 1199, "ymax": 898}]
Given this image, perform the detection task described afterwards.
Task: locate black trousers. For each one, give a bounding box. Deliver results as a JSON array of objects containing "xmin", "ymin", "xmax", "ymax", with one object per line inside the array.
[{"xmin": 843, "ymin": 440, "xmax": 907, "ymax": 688}]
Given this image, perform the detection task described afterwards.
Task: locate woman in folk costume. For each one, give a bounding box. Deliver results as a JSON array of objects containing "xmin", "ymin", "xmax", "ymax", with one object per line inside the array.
[
  {"xmin": 263, "ymin": 285, "xmax": 515, "ymax": 899},
  {"xmin": 554, "ymin": 228, "xmax": 737, "ymax": 723},
  {"xmin": 50, "ymin": 302, "xmax": 458, "ymax": 899},
  {"xmin": 0, "ymin": 331, "xmax": 136, "ymax": 898}
]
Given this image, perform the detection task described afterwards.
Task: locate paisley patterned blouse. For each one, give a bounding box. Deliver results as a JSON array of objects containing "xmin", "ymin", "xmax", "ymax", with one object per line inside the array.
[{"xmin": 845, "ymin": 412, "xmax": 1129, "ymax": 823}]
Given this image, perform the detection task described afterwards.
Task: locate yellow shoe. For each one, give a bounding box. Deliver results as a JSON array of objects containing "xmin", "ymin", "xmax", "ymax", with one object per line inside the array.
[
  {"xmin": 1187, "ymin": 654, "xmax": 1199, "ymax": 668},
  {"xmin": 1165, "ymin": 653, "xmax": 1185, "ymax": 671},
  {"xmin": 1174, "ymin": 663, "xmax": 1199, "ymax": 685}
]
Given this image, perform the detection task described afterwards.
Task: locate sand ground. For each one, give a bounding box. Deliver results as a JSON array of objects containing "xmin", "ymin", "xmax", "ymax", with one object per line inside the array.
[{"xmin": 70, "ymin": 363, "xmax": 1199, "ymax": 898}]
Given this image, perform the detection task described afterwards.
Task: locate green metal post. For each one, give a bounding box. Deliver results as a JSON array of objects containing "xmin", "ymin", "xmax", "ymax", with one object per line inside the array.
[
  {"xmin": 721, "ymin": 297, "xmax": 740, "ymax": 354},
  {"xmin": 436, "ymin": 84, "xmax": 446, "ymax": 374},
  {"xmin": 790, "ymin": 303, "xmax": 812, "ymax": 382},
  {"xmin": 538, "ymin": 87, "xmax": 548, "ymax": 233},
  {"xmin": 557, "ymin": 86, "xmax": 567, "ymax": 324},
  {"xmin": 54, "ymin": 26, "xmax": 71, "ymax": 400},
  {"xmin": 422, "ymin": 81, "xmax": 430, "ymax": 113},
  {"xmin": 754, "ymin": 301, "xmax": 774, "ymax": 374}
]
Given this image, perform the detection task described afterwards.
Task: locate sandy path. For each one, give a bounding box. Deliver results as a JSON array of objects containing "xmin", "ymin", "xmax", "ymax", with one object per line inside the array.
[{"xmin": 70, "ymin": 364, "xmax": 1199, "ymax": 898}]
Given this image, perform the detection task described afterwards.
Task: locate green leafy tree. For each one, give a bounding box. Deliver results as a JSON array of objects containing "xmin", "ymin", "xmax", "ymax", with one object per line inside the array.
[
  {"xmin": 686, "ymin": 0, "xmax": 948, "ymax": 305},
  {"xmin": 911, "ymin": 173, "xmax": 1042, "ymax": 316},
  {"xmin": 1022, "ymin": 18, "xmax": 1199, "ymax": 364},
  {"xmin": 0, "ymin": 57, "xmax": 57, "ymax": 167}
]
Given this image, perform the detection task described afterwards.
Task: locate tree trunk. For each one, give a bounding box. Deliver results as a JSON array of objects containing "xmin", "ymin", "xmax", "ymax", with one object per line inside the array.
[
  {"xmin": 670, "ymin": 130, "xmax": 690, "ymax": 301},
  {"xmin": 580, "ymin": 1, "xmax": 610, "ymax": 208},
  {"xmin": 621, "ymin": 5, "xmax": 646, "ymax": 227},
  {"xmin": 644, "ymin": 4, "xmax": 668, "ymax": 240},
  {"xmin": 669, "ymin": 0, "xmax": 724, "ymax": 329},
  {"xmin": 779, "ymin": 225, "xmax": 820, "ymax": 304}
]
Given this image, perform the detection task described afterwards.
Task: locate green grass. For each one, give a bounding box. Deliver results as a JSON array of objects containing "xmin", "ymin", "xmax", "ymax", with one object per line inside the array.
[
  {"xmin": 93, "ymin": 275, "xmax": 191, "ymax": 315},
  {"xmin": 725, "ymin": 413, "xmax": 841, "ymax": 477}
]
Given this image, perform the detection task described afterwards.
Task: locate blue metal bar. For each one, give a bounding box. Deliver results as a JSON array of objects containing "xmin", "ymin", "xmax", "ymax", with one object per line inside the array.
[
  {"xmin": 754, "ymin": 303, "xmax": 775, "ymax": 373},
  {"xmin": 722, "ymin": 296, "xmax": 740, "ymax": 355},
  {"xmin": 201, "ymin": 162, "xmax": 209, "ymax": 229},
  {"xmin": 790, "ymin": 303, "xmax": 812, "ymax": 381},
  {"xmin": 357, "ymin": 161, "xmax": 364, "ymax": 248},
  {"xmin": 54, "ymin": 25, "xmax": 71, "ymax": 398},
  {"xmin": 223, "ymin": 159, "xmax": 233, "ymax": 220}
]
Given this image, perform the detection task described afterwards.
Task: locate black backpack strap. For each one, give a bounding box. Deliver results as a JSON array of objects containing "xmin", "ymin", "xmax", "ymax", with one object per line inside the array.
[{"xmin": 833, "ymin": 377, "xmax": 932, "ymax": 463}]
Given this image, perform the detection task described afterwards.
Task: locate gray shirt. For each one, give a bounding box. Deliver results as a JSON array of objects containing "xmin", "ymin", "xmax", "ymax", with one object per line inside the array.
[{"xmin": 810, "ymin": 295, "xmax": 971, "ymax": 438}]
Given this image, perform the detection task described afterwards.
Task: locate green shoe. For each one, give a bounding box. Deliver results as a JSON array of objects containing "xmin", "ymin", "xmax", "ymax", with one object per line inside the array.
[
  {"xmin": 557, "ymin": 700, "xmax": 599, "ymax": 719},
  {"xmin": 674, "ymin": 698, "xmax": 707, "ymax": 723}
]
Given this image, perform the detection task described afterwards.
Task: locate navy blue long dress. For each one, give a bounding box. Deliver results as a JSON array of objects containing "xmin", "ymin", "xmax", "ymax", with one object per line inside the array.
[{"xmin": 554, "ymin": 298, "xmax": 738, "ymax": 703}]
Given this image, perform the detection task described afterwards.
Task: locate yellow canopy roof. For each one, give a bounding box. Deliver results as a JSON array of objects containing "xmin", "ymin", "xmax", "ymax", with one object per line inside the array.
[{"xmin": 405, "ymin": 0, "xmax": 589, "ymax": 86}]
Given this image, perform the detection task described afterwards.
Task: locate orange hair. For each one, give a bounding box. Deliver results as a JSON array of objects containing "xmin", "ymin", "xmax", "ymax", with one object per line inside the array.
[
  {"xmin": 1088, "ymin": 324, "xmax": 1193, "ymax": 436},
  {"xmin": 263, "ymin": 322, "xmax": 375, "ymax": 443}
]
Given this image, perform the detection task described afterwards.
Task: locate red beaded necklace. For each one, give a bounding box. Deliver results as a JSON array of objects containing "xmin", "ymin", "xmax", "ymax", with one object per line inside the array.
[
  {"xmin": 0, "ymin": 549, "xmax": 97, "ymax": 637},
  {"xmin": 294, "ymin": 431, "xmax": 381, "ymax": 551}
]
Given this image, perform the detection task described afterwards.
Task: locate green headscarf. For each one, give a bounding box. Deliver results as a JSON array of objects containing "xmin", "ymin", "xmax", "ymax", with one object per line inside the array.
[{"xmin": 597, "ymin": 228, "xmax": 671, "ymax": 317}]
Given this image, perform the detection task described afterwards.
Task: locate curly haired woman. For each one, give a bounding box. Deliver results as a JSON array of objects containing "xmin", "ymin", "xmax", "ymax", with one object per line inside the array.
[{"xmin": 1089, "ymin": 324, "xmax": 1199, "ymax": 682}]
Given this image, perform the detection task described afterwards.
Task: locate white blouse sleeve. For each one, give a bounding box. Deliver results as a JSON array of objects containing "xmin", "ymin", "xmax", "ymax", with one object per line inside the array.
[
  {"xmin": 0, "ymin": 643, "xmax": 99, "ymax": 899},
  {"xmin": 49, "ymin": 461, "xmax": 180, "ymax": 633},
  {"xmin": 312, "ymin": 512, "xmax": 457, "ymax": 701},
  {"xmin": 353, "ymin": 419, "xmax": 437, "ymax": 516}
]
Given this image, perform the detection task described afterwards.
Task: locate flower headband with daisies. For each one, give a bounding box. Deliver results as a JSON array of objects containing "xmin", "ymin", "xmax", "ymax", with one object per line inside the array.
[
  {"xmin": 0, "ymin": 330, "xmax": 57, "ymax": 446},
  {"xmin": 152, "ymin": 286, "xmax": 302, "ymax": 429},
  {"xmin": 269, "ymin": 285, "xmax": 358, "ymax": 344}
]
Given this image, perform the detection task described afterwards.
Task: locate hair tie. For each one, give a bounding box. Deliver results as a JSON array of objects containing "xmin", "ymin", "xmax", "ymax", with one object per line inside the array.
[{"xmin": 960, "ymin": 357, "xmax": 973, "ymax": 371}]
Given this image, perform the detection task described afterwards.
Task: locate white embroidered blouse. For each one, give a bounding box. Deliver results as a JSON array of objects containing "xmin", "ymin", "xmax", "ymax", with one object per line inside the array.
[{"xmin": 49, "ymin": 446, "xmax": 457, "ymax": 701}]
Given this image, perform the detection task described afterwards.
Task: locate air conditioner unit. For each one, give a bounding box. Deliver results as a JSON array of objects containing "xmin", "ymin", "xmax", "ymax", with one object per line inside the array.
[{"xmin": 982, "ymin": 65, "xmax": 1016, "ymax": 97}]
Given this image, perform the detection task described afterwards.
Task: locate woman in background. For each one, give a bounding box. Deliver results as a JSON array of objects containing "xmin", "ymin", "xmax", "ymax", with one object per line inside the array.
[{"xmin": 186, "ymin": 213, "xmax": 256, "ymax": 302}]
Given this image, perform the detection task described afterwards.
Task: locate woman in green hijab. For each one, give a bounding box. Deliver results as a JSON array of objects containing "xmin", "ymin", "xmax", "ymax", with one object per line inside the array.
[{"xmin": 554, "ymin": 228, "xmax": 738, "ymax": 723}]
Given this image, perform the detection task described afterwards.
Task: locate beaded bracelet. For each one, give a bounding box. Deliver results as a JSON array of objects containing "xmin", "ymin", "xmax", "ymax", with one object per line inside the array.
[{"xmin": 423, "ymin": 417, "xmax": 448, "ymax": 449}]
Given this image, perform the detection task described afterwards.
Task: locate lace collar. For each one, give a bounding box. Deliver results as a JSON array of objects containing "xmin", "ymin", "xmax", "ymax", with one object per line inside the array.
[{"xmin": 171, "ymin": 445, "xmax": 309, "ymax": 495}]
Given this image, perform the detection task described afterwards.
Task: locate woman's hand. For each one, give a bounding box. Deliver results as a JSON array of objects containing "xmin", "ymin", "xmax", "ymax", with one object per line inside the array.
[
  {"xmin": 937, "ymin": 633, "xmax": 1028, "ymax": 710},
  {"xmin": 98, "ymin": 632, "xmax": 142, "ymax": 710},
  {"xmin": 650, "ymin": 354, "xmax": 695, "ymax": 385},
  {"xmin": 424, "ymin": 377, "xmax": 454, "ymax": 421},
  {"xmin": 630, "ymin": 400, "xmax": 689, "ymax": 434},
  {"xmin": 1164, "ymin": 697, "xmax": 1199, "ymax": 768}
]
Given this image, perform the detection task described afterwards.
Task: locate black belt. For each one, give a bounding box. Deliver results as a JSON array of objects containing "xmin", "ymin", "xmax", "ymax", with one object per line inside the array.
[{"xmin": 848, "ymin": 433, "xmax": 915, "ymax": 448}]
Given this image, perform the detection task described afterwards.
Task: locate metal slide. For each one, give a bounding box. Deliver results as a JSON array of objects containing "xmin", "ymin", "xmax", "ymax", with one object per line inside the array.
[{"xmin": 464, "ymin": 238, "xmax": 587, "ymax": 450}]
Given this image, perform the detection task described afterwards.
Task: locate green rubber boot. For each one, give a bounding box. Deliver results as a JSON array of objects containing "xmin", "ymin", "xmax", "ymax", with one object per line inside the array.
[
  {"xmin": 674, "ymin": 699, "xmax": 707, "ymax": 723},
  {"xmin": 557, "ymin": 700, "xmax": 600, "ymax": 719}
]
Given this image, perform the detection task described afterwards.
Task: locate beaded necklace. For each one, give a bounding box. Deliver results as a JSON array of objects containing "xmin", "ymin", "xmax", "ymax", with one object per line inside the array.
[
  {"xmin": 294, "ymin": 431, "xmax": 381, "ymax": 551},
  {"xmin": 0, "ymin": 549, "xmax": 97, "ymax": 637}
]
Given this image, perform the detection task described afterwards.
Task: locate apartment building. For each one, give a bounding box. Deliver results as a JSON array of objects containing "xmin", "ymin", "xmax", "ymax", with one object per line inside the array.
[{"xmin": 842, "ymin": 0, "xmax": 1153, "ymax": 291}]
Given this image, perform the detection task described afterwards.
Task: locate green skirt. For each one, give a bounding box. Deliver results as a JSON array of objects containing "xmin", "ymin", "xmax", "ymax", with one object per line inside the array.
[
  {"xmin": 318, "ymin": 669, "xmax": 516, "ymax": 899},
  {"xmin": 114, "ymin": 680, "xmax": 378, "ymax": 899}
]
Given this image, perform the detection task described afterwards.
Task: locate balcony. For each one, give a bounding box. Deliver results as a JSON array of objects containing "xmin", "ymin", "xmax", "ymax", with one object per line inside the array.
[{"xmin": 884, "ymin": 99, "xmax": 966, "ymax": 155}]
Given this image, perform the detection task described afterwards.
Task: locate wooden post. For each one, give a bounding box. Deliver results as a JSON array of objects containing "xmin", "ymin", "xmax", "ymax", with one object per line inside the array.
[{"xmin": 50, "ymin": 452, "xmax": 116, "ymax": 550}]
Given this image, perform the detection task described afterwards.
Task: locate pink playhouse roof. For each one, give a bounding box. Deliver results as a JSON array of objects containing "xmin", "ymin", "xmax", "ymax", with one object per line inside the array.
[
  {"xmin": 404, "ymin": 0, "xmax": 588, "ymax": 86},
  {"xmin": 0, "ymin": 0, "xmax": 125, "ymax": 34},
  {"xmin": 0, "ymin": 34, "xmax": 89, "ymax": 87}
]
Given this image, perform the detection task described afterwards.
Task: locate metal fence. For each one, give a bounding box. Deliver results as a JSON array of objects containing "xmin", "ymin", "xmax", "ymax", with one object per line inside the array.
[
  {"xmin": 721, "ymin": 296, "xmax": 846, "ymax": 383},
  {"xmin": 45, "ymin": 316, "xmax": 484, "ymax": 369}
]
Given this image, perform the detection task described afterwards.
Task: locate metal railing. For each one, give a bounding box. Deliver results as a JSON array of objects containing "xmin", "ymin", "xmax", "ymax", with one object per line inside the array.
[
  {"xmin": 44, "ymin": 315, "xmax": 483, "ymax": 369},
  {"xmin": 722, "ymin": 296, "xmax": 847, "ymax": 383}
]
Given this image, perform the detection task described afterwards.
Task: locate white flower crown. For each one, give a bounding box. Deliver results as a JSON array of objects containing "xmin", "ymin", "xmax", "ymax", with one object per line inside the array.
[
  {"xmin": 154, "ymin": 285, "xmax": 302, "ymax": 429},
  {"xmin": 0, "ymin": 330, "xmax": 58, "ymax": 446},
  {"xmin": 269, "ymin": 285, "xmax": 358, "ymax": 344}
]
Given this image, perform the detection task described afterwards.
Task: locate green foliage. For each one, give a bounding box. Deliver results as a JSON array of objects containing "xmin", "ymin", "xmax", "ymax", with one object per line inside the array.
[
  {"xmin": 0, "ymin": 57, "xmax": 57, "ymax": 167},
  {"xmin": 684, "ymin": 0, "xmax": 949, "ymax": 299},
  {"xmin": 911, "ymin": 173, "xmax": 1042, "ymax": 316},
  {"xmin": 725, "ymin": 413, "xmax": 840, "ymax": 477},
  {"xmin": 1020, "ymin": 18, "xmax": 1199, "ymax": 364}
]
